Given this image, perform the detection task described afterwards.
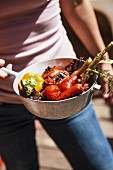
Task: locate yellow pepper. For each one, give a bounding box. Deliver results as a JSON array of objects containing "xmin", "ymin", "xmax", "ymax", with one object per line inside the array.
[{"xmin": 19, "ymin": 72, "xmax": 44, "ymax": 92}]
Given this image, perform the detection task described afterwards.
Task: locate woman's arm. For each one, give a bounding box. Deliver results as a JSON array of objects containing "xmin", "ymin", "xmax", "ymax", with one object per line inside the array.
[
  {"xmin": 60, "ymin": 0, "xmax": 108, "ymax": 58},
  {"xmin": 60, "ymin": 0, "xmax": 113, "ymax": 104}
]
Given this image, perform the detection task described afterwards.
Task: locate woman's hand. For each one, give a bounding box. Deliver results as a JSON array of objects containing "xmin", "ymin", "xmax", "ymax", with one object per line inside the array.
[
  {"xmin": 98, "ymin": 63, "xmax": 113, "ymax": 105},
  {"xmin": 0, "ymin": 59, "xmax": 12, "ymax": 78}
]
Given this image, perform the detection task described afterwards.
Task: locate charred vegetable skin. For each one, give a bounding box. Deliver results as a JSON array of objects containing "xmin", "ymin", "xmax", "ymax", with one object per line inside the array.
[
  {"xmin": 18, "ymin": 59, "xmax": 90, "ymax": 101},
  {"xmin": 18, "ymin": 73, "xmax": 44, "ymax": 98},
  {"xmin": 43, "ymin": 85, "xmax": 61, "ymax": 100},
  {"xmin": 41, "ymin": 62, "xmax": 90, "ymax": 100}
]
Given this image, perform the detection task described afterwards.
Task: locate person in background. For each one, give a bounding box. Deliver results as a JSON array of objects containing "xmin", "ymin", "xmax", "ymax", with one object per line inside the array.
[{"xmin": 0, "ymin": 0, "xmax": 113, "ymax": 170}]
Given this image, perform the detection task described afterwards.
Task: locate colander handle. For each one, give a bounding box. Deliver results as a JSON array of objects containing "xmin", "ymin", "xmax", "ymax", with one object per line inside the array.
[
  {"xmin": 90, "ymin": 83, "xmax": 101, "ymax": 94},
  {"xmin": 93, "ymin": 83, "xmax": 101, "ymax": 90},
  {"xmin": 0, "ymin": 67, "xmax": 18, "ymax": 77}
]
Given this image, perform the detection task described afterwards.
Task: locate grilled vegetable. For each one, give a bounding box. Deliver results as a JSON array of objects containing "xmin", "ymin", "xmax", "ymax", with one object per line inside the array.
[
  {"xmin": 58, "ymin": 74, "xmax": 78, "ymax": 92},
  {"xmin": 42, "ymin": 66, "xmax": 63, "ymax": 79},
  {"xmin": 55, "ymin": 83, "xmax": 84, "ymax": 101},
  {"xmin": 19, "ymin": 80, "xmax": 36, "ymax": 98},
  {"xmin": 82, "ymin": 41, "xmax": 113, "ymax": 81},
  {"xmin": 19, "ymin": 72, "xmax": 44, "ymax": 92},
  {"xmin": 43, "ymin": 85, "xmax": 61, "ymax": 100},
  {"xmin": 72, "ymin": 57, "xmax": 92, "ymax": 76}
]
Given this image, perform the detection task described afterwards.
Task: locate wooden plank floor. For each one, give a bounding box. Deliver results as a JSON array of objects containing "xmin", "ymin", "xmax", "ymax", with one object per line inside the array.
[{"xmin": 35, "ymin": 122, "xmax": 73, "ymax": 170}]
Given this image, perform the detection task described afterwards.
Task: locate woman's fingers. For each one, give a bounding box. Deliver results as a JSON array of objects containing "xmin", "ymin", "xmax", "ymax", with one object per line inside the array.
[
  {"xmin": 6, "ymin": 63, "xmax": 13, "ymax": 70},
  {"xmin": 0, "ymin": 61, "xmax": 13, "ymax": 78},
  {"xmin": 0, "ymin": 59, "xmax": 5, "ymax": 66}
]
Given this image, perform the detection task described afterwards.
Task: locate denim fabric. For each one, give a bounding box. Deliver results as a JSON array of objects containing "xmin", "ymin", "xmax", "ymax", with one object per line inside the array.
[
  {"xmin": 39, "ymin": 102, "xmax": 113, "ymax": 170},
  {"xmin": 0, "ymin": 102, "xmax": 113, "ymax": 170},
  {"xmin": 0, "ymin": 103, "xmax": 38, "ymax": 170}
]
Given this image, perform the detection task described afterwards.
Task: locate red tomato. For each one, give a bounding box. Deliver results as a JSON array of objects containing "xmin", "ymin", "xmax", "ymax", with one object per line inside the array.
[{"xmin": 43, "ymin": 85, "xmax": 61, "ymax": 100}]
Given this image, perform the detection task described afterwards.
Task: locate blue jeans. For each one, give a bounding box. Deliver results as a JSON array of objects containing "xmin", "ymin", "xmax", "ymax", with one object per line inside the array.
[
  {"xmin": 39, "ymin": 102, "xmax": 113, "ymax": 170},
  {"xmin": 0, "ymin": 102, "xmax": 113, "ymax": 170}
]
